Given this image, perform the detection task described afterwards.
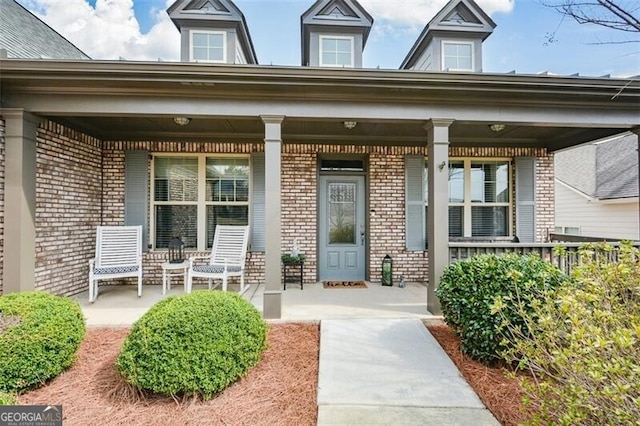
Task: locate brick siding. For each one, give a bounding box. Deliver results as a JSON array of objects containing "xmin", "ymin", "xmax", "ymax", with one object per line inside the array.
[
  {"xmin": 34, "ymin": 121, "xmax": 102, "ymax": 295},
  {"xmin": 536, "ymin": 153, "xmax": 555, "ymax": 242},
  {"xmin": 21, "ymin": 122, "xmax": 554, "ymax": 295}
]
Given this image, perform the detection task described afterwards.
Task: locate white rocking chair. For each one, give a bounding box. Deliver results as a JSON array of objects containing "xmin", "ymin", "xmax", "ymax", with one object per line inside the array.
[
  {"xmin": 187, "ymin": 225, "xmax": 250, "ymax": 294},
  {"xmin": 88, "ymin": 225, "xmax": 143, "ymax": 302}
]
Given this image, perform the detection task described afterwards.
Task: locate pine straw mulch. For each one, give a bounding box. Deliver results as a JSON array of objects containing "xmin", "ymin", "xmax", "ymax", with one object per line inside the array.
[
  {"xmin": 427, "ymin": 324, "xmax": 535, "ymax": 426},
  {"xmin": 18, "ymin": 323, "xmax": 319, "ymax": 426},
  {"xmin": 17, "ymin": 321, "xmax": 532, "ymax": 426}
]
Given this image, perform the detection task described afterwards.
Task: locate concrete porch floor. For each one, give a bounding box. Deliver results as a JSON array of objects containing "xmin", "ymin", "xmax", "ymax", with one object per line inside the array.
[{"xmin": 72, "ymin": 281, "xmax": 432, "ymax": 327}]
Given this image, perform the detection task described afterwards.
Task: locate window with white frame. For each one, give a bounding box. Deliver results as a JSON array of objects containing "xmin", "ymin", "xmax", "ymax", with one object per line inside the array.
[
  {"xmin": 441, "ymin": 41, "xmax": 473, "ymax": 71},
  {"xmin": 320, "ymin": 36, "xmax": 354, "ymax": 67},
  {"xmin": 152, "ymin": 155, "xmax": 249, "ymax": 250},
  {"xmin": 191, "ymin": 31, "xmax": 226, "ymax": 62},
  {"xmin": 425, "ymin": 159, "xmax": 511, "ymax": 238}
]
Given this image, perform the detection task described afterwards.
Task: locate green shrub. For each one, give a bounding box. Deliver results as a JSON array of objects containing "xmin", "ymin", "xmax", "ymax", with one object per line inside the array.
[
  {"xmin": 436, "ymin": 253, "xmax": 567, "ymax": 363},
  {"xmin": 0, "ymin": 391, "xmax": 16, "ymax": 405},
  {"xmin": 116, "ymin": 291, "xmax": 267, "ymax": 399},
  {"xmin": 0, "ymin": 292, "xmax": 86, "ymax": 393},
  {"xmin": 501, "ymin": 242, "xmax": 640, "ymax": 425}
]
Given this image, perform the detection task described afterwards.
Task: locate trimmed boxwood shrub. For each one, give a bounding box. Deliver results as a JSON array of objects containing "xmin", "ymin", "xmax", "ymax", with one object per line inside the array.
[
  {"xmin": 0, "ymin": 291, "xmax": 86, "ymax": 393},
  {"xmin": 116, "ymin": 291, "xmax": 267, "ymax": 399},
  {"xmin": 436, "ymin": 253, "xmax": 567, "ymax": 363}
]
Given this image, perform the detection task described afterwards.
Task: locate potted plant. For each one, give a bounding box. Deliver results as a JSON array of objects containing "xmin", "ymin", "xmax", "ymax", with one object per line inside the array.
[{"xmin": 281, "ymin": 253, "xmax": 305, "ymax": 264}]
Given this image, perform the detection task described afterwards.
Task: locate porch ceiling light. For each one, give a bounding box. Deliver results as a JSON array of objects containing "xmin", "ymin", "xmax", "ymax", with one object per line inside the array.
[
  {"xmin": 343, "ymin": 120, "xmax": 357, "ymax": 130},
  {"xmin": 173, "ymin": 116, "xmax": 191, "ymax": 126},
  {"xmin": 489, "ymin": 123, "xmax": 506, "ymax": 133}
]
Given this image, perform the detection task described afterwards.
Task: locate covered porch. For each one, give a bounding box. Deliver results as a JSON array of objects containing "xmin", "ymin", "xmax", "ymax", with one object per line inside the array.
[
  {"xmin": 1, "ymin": 60, "xmax": 639, "ymax": 318},
  {"xmin": 72, "ymin": 280, "xmax": 431, "ymax": 327}
]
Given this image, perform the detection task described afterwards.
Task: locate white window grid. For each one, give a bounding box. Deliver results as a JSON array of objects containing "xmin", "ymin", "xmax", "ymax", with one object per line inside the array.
[
  {"xmin": 150, "ymin": 153, "xmax": 251, "ymax": 251},
  {"xmin": 190, "ymin": 30, "xmax": 226, "ymax": 63},
  {"xmin": 441, "ymin": 40, "xmax": 474, "ymax": 71},
  {"xmin": 319, "ymin": 35, "xmax": 355, "ymax": 68},
  {"xmin": 425, "ymin": 158, "xmax": 512, "ymax": 237}
]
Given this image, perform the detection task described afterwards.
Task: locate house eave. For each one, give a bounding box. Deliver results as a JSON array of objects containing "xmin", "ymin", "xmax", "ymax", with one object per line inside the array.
[
  {"xmin": 2, "ymin": 58, "xmax": 638, "ymax": 98},
  {"xmin": 1, "ymin": 59, "xmax": 638, "ymax": 149}
]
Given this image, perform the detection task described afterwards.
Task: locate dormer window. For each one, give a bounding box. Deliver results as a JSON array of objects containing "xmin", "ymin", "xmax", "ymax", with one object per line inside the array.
[
  {"xmin": 190, "ymin": 31, "xmax": 226, "ymax": 62},
  {"xmin": 319, "ymin": 35, "xmax": 354, "ymax": 68},
  {"xmin": 442, "ymin": 41, "xmax": 473, "ymax": 71}
]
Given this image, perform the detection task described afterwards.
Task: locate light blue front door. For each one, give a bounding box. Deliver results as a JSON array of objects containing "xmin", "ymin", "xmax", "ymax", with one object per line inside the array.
[{"xmin": 318, "ymin": 176, "xmax": 366, "ymax": 281}]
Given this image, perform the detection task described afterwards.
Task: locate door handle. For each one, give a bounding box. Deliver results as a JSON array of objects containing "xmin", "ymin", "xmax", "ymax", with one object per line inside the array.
[{"xmin": 361, "ymin": 232, "xmax": 365, "ymax": 246}]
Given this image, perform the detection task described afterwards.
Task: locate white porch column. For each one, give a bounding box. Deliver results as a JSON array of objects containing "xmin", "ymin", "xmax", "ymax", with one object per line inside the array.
[
  {"xmin": 261, "ymin": 115, "xmax": 284, "ymax": 319},
  {"xmin": 425, "ymin": 119, "xmax": 453, "ymax": 315},
  {"xmin": 2, "ymin": 109, "xmax": 39, "ymax": 293}
]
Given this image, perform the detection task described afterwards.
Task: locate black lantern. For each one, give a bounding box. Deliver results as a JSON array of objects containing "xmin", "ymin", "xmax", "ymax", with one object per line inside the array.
[
  {"xmin": 381, "ymin": 254, "xmax": 393, "ymax": 286},
  {"xmin": 168, "ymin": 237, "xmax": 185, "ymax": 264}
]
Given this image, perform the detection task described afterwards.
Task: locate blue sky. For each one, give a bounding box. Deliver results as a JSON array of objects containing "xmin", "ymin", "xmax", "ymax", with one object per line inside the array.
[{"xmin": 18, "ymin": 0, "xmax": 640, "ymax": 77}]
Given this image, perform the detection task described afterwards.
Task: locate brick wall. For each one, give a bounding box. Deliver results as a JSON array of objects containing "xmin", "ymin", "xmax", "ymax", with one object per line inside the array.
[
  {"xmin": 101, "ymin": 141, "xmax": 264, "ymax": 287},
  {"xmin": 282, "ymin": 146, "xmax": 317, "ymax": 283},
  {"xmin": 0, "ymin": 116, "xmax": 4, "ymax": 294},
  {"xmin": 0, "ymin": 114, "xmax": 556, "ymax": 297},
  {"xmin": 35, "ymin": 120, "xmax": 102, "ymax": 295},
  {"xmin": 536, "ymin": 152, "xmax": 555, "ymax": 242}
]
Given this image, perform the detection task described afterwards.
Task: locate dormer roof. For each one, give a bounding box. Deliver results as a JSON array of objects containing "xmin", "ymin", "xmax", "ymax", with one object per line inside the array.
[
  {"xmin": 301, "ymin": 0, "xmax": 374, "ymax": 66},
  {"xmin": 167, "ymin": 0, "xmax": 257, "ymax": 64},
  {"xmin": 400, "ymin": 0, "xmax": 496, "ymax": 70}
]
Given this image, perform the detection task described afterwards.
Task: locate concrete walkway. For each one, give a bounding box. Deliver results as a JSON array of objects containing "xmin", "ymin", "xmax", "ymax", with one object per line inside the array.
[
  {"xmin": 74, "ymin": 284, "xmax": 498, "ymax": 425},
  {"xmin": 317, "ymin": 319, "xmax": 499, "ymax": 425}
]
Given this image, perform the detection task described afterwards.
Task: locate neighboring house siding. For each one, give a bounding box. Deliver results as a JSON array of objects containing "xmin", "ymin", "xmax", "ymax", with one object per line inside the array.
[
  {"xmin": 555, "ymin": 183, "xmax": 639, "ymax": 240},
  {"xmin": 0, "ymin": 116, "xmax": 4, "ymax": 294},
  {"xmin": 34, "ymin": 121, "xmax": 102, "ymax": 295}
]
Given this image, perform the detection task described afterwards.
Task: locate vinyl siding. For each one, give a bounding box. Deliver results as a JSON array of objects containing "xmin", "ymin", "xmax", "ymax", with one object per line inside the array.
[{"xmin": 555, "ymin": 183, "xmax": 639, "ymax": 240}]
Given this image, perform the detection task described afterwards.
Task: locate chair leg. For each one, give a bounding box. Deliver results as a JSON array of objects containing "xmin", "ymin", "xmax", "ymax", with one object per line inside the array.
[
  {"xmin": 222, "ymin": 273, "xmax": 228, "ymax": 292},
  {"xmin": 137, "ymin": 273, "xmax": 142, "ymax": 298},
  {"xmin": 89, "ymin": 278, "xmax": 95, "ymax": 303},
  {"xmin": 187, "ymin": 270, "xmax": 193, "ymax": 293}
]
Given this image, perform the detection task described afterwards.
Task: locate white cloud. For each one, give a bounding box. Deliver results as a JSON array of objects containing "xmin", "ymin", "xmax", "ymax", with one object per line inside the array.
[
  {"xmin": 359, "ymin": 0, "xmax": 515, "ymax": 28},
  {"xmin": 20, "ymin": 0, "xmax": 179, "ymax": 61},
  {"xmin": 18, "ymin": 0, "xmax": 515, "ymax": 62}
]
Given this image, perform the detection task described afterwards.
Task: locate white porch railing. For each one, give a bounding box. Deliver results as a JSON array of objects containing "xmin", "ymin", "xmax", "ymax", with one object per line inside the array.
[{"xmin": 448, "ymin": 242, "xmax": 636, "ymax": 275}]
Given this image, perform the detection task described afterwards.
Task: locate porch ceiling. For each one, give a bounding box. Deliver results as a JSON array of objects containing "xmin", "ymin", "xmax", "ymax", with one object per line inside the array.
[{"xmin": 51, "ymin": 115, "xmax": 626, "ymax": 151}]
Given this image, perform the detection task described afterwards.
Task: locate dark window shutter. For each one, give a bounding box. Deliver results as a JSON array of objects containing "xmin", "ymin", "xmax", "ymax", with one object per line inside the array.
[
  {"xmin": 405, "ymin": 155, "xmax": 425, "ymax": 250},
  {"xmin": 515, "ymin": 157, "xmax": 536, "ymax": 243},
  {"xmin": 251, "ymin": 152, "xmax": 265, "ymax": 251},
  {"xmin": 125, "ymin": 150, "xmax": 149, "ymax": 251}
]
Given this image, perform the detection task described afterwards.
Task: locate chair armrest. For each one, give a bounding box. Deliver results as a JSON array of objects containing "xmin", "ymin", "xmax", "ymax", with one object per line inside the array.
[{"xmin": 89, "ymin": 259, "xmax": 95, "ymax": 266}]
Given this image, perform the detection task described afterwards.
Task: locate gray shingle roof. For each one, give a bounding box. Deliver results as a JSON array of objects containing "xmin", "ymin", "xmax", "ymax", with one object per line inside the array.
[
  {"xmin": 0, "ymin": 0, "xmax": 90, "ymax": 59},
  {"xmin": 556, "ymin": 132, "xmax": 639, "ymax": 200},
  {"xmin": 595, "ymin": 133, "xmax": 638, "ymax": 200}
]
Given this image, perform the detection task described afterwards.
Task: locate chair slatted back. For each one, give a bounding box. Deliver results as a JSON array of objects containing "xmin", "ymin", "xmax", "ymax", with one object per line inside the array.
[
  {"xmin": 210, "ymin": 225, "xmax": 250, "ymax": 266},
  {"xmin": 96, "ymin": 226, "xmax": 142, "ymax": 268}
]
